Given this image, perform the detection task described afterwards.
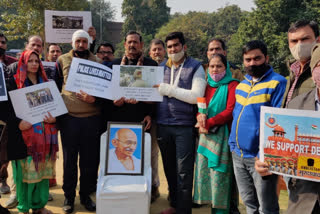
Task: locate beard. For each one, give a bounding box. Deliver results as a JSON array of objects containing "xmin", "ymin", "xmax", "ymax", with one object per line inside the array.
[
  {"xmin": 0, "ymin": 48, "xmax": 5, "ymax": 57},
  {"xmin": 244, "ymin": 63, "xmax": 270, "ymax": 78}
]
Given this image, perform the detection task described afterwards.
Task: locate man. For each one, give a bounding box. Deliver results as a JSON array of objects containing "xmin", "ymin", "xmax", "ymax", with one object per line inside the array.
[
  {"xmin": 256, "ymin": 43, "xmax": 320, "ymax": 214},
  {"xmin": 0, "ymin": 33, "xmax": 17, "ymax": 66},
  {"xmin": 109, "ymin": 128, "xmax": 141, "ymax": 173},
  {"xmin": 46, "ymin": 43, "xmax": 62, "ymax": 62},
  {"xmin": 58, "ymin": 30, "xmax": 101, "ymax": 213},
  {"xmin": 156, "ymin": 32, "xmax": 206, "ymax": 214},
  {"xmin": 0, "ymin": 33, "xmax": 16, "ymax": 195},
  {"xmin": 228, "ymin": 40, "xmax": 287, "ymax": 214},
  {"xmin": 106, "ymin": 31, "xmax": 156, "ymax": 126},
  {"xmin": 149, "ymin": 39, "xmax": 166, "ymax": 64},
  {"xmin": 7, "ymin": 36, "xmax": 59, "ymax": 82},
  {"xmin": 96, "ymin": 42, "xmax": 115, "ymax": 63},
  {"xmin": 205, "ymin": 38, "xmax": 243, "ymax": 81},
  {"xmin": 147, "ymin": 38, "xmax": 167, "ymax": 203},
  {"xmin": 282, "ymin": 20, "xmax": 320, "ymax": 107},
  {"xmin": 129, "ymin": 69, "xmax": 148, "ymax": 87}
]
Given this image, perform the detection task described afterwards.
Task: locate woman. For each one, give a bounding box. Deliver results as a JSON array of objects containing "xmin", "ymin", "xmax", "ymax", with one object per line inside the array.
[
  {"xmin": 193, "ymin": 53, "xmax": 239, "ymax": 214},
  {"xmin": 4, "ymin": 50, "xmax": 57, "ymax": 214}
]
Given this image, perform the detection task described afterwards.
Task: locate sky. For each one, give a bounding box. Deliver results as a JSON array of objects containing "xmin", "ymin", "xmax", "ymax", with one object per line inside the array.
[{"xmin": 108, "ymin": 0, "xmax": 256, "ymax": 22}]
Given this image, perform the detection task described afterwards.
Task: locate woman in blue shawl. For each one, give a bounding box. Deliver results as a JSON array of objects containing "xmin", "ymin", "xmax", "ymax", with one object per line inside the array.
[{"xmin": 194, "ymin": 54, "xmax": 239, "ymax": 214}]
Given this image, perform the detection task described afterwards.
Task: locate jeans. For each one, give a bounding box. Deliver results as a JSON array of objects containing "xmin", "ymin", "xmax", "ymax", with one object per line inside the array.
[
  {"xmin": 232, "ymin": 153, "xmax": 279, "ymax": 214},
  {"xmin": 157, "ymin": 125, "xmax": 196, "ymax": 214}
]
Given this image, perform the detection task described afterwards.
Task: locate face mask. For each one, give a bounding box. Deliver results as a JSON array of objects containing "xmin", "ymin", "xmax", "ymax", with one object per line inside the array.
[
  {"xmin": 290, "ymin": 41, "xmax": 316, "ymax": 61},
  {"xmin": 0, "ymin": 48, "xmax": 5, "ymax": 56},
  {"xmin": 210, "ymin": 70, "xmax": 226, "ymax": 82},
  {"xmin": 168, "ymin": 50, "xmax": 184, "ymax": 62},
  {"xmin": 312, "ymin": 66, "xmax": 320, "ymax": 88},
  {"xmin": 244, "ymin": 63, "xmax": 269, "ymax": 78}
]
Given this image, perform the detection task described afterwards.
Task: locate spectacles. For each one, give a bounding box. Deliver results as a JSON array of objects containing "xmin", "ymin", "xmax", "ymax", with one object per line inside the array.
[
  {"xmin": 117, "ymin": 139, "xmax": 137, "ymax": 146},
  {"xmin": 98, "ymin": 51, "xmax": 113, "ymax": 55}
]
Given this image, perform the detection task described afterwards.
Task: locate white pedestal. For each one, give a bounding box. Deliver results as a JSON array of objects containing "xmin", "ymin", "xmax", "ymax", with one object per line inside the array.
[{"xmin": 96, "ymin": 132, "xmax": 151, "ymax": 214}]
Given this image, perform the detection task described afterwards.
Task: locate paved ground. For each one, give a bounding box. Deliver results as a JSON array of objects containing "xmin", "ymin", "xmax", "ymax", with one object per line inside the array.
[{"xmin": 0, "ymin": 138, "xmax": 289, "ymax": 214}]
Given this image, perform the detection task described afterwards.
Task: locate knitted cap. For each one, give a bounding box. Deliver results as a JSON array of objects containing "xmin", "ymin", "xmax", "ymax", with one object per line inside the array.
[
  {"xmin": 310, "ymin": 43, "xmax": 320, "ymax": 71},
  {"xmin": 72, "ymin": 30, "xmax": 92, "ymax": 50}
]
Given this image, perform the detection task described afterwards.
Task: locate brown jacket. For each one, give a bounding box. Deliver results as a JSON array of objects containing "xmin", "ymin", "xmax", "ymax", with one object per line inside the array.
[
  {"xmin": 58, "ymin": 50, "xmax": 101, "ymax": 118},
  {"xmin": 286, "ymin": 88, "xmax": 320, "ymax": 214}
]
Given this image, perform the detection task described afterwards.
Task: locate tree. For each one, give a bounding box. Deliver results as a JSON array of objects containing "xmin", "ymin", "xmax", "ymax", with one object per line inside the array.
[
  {"xmin": 121, "ymin": 0, "xmax": 170, "ymax": 36},
  {"xmin": 227, "ymin": 0, "xmax": 320, "ymax": 75},
  {"xmin": 0, "ymin": 0, "xmax": 90, "ymax": 40},
  {"xmin": 155, "ymin": 6, "xmax": 244, "ymax": 62}
]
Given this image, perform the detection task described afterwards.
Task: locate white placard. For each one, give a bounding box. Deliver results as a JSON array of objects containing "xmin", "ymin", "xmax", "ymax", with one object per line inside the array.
[
  {"xmin": 65, "ymin": 58, "xmax": 113, "ymax": 99},
  {"xmin": 260, "ymin": 106, "xmax": 320, "ymax": 182},
  {"xmin": 112, "ymin": 65, "xmax": 164, "ymax": 102},
  {"xmin": 45, "ymin": 10, "xmax": 92, "ymax": 43},
  {"xmin": 9, "ymin": 81, "xmax": 68, "ymax": 125},
  {"xmin": 0, "ymin": 64, "xmax": 8, "ymax": 101},
  {"xmin": 42, "ymin": 61, "xmax": 56, "ymax": 70}
]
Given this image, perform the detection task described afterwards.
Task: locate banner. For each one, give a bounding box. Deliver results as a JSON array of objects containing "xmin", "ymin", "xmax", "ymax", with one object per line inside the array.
[
  {"xmin": 45, "ymin": 10, "xmax": 92, "ymax": 43},
  {"xmin": 260, "ymin": 106, "xmax": 320, "ymax": 182},
  {"xmin": 65, "ymin": 58, "xmax": 113, "ymax": 99},
  {"xmin": 65, "ymin": 59, "xmax": 164, "ymax": 102},
  {"xmin": 112, "ymin": 65, "xmax": 164, "ymax": 102},
  {"xmin": 9, "ymin": 81, "xmax": 68, "ymax": 124}
]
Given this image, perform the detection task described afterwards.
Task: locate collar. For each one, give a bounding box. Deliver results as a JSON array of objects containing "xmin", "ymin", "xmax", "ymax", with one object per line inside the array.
[{"xmin": 290, "ymin": 60, "xmax": 310, "ymax": 77}]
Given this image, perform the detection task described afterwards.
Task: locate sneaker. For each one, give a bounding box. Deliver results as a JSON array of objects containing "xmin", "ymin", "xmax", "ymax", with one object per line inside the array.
[
  {"xmin": 4, "ymin": 195, "xmax": 18, "ymax": 209},
  {"xmin": 0, "ymin": 181, "xmax": 10, "ymax": 194}
]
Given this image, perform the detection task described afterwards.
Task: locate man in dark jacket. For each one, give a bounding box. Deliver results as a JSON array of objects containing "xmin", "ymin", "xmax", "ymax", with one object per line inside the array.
[
  {"xmin": 105, "ymin": 31, "xmax": 156, "ymax": 128},
  {"xmin": 255, "ymin": 43, "xmax": 320, "ymax": 214}
]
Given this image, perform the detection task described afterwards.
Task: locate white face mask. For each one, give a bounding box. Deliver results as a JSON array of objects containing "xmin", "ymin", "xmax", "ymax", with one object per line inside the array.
[
  {"xmin": 168, "ymin": 50, "xmax": 185, "ymax": 62},
  {"xmin": 290, "ymin": 41, "xmax": 316, "ymax": 61}
]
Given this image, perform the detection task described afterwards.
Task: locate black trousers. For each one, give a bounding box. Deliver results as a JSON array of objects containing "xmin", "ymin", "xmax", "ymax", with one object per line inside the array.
[
  {"xmin": 157, "ymin": 125, "xmax": 196, "ymax": 214},
  {"xmin": 60, "ymin": 114, "xmax": 102, "ymax": 200}
]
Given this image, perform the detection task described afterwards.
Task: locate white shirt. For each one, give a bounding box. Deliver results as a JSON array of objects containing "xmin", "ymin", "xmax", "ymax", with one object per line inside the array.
[{"xmin": 108, "ymin": 148, "xmax": 141, "ymax": 174}]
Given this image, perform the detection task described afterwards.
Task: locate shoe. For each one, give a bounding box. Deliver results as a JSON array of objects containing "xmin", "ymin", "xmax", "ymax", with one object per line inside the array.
[
  {"xmin": 0, "ymin": 181, "xmax": 10, "ymax": 194},
  {"xmin": 192, "ymin": 202, "xmax": 203, "ymax": 208},
  {"xmin": 160, "ymin": 207, "xmax": 176, "ymax": 214},
  {"xmin": 62, "ymin": 198, "xmax": 74, "ymax": 214},
  {"xmin": 48, "ymin": 193, "xmax": 53, "ymax": 201},
  {"xmin": 0, "ymin": 204, "xmax": 10, "ymax": 214},
  {"xmin": 151, "ymin": 186, "xmax": 160, "ymax": 203},
  {"xmin": 80, "ymin": 195, "xmax": 96, "ymax": 212},
  {"xmin": 4, "ymin": 195, "xmax": 18, "ymax": 209}
]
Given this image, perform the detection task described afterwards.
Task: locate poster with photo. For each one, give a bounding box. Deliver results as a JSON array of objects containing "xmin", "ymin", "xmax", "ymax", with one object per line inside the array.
[
  {"xmin": 105, "ymin": 122, "xmax": 144, "ymax": 176},
  {"xmin": 65, "ymin": 58, "xmax": 113, "ymax": 99},
  {"xmin": 9, "ymin": 81, "xmax": 68, "ymax": 125},
  {"xmin": 45, "ymin": 10, "xmax": 92, "ymax": 43},
  {"xmin": 0, "ymin": 64, "xmax": 8, "ymax": 101},
  {"xmin": 112, "ymin": 65, "xmax": 164, "ymax": 102},
  {"xmin": 260, "ymin": 106, "xmax": 320, "ymax": 182}
]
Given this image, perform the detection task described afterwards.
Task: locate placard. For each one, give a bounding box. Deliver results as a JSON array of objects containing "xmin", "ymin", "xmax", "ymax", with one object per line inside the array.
[
  {"xmin": 112, "ymin": 65, "xmax": 164, "ymax": 102},
  {"xmin": 65, "ymin": 58, "xmax": 113, "ymax": 99},
  {"xmin": 0, "ymin": 64, "xmax": 8, "ymax": 101},
  {"xmin": 9, "ymin": 81, "xmax": 68, "ymax": 125},
  {"xmin": 260, "ymin": 106, "xmax": 320, "ymax": 182},
  {"xmin": 105, "ymin": 122, "xmax": 144, "ymax": 176},
  {"xmin": 45, "ymin": 10, "xmax": 92, "ymax": 43}
]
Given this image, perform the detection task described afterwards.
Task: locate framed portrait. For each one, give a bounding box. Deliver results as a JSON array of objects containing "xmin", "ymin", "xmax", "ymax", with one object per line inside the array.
[{"xmin": 105, "ymin": 122, "xmax": 145, "ymax": 176}]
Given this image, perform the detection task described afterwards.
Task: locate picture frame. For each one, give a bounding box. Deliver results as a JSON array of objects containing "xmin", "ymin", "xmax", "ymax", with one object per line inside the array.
[{"xmin": 105, "ymin": 122, "xmax": 145, "ymax": 176}]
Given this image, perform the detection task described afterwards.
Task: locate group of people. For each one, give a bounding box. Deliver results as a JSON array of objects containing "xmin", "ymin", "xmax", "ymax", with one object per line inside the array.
[{"xmin": 0, "ymin": 18, "xmax": 319, "ymax": 214}]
